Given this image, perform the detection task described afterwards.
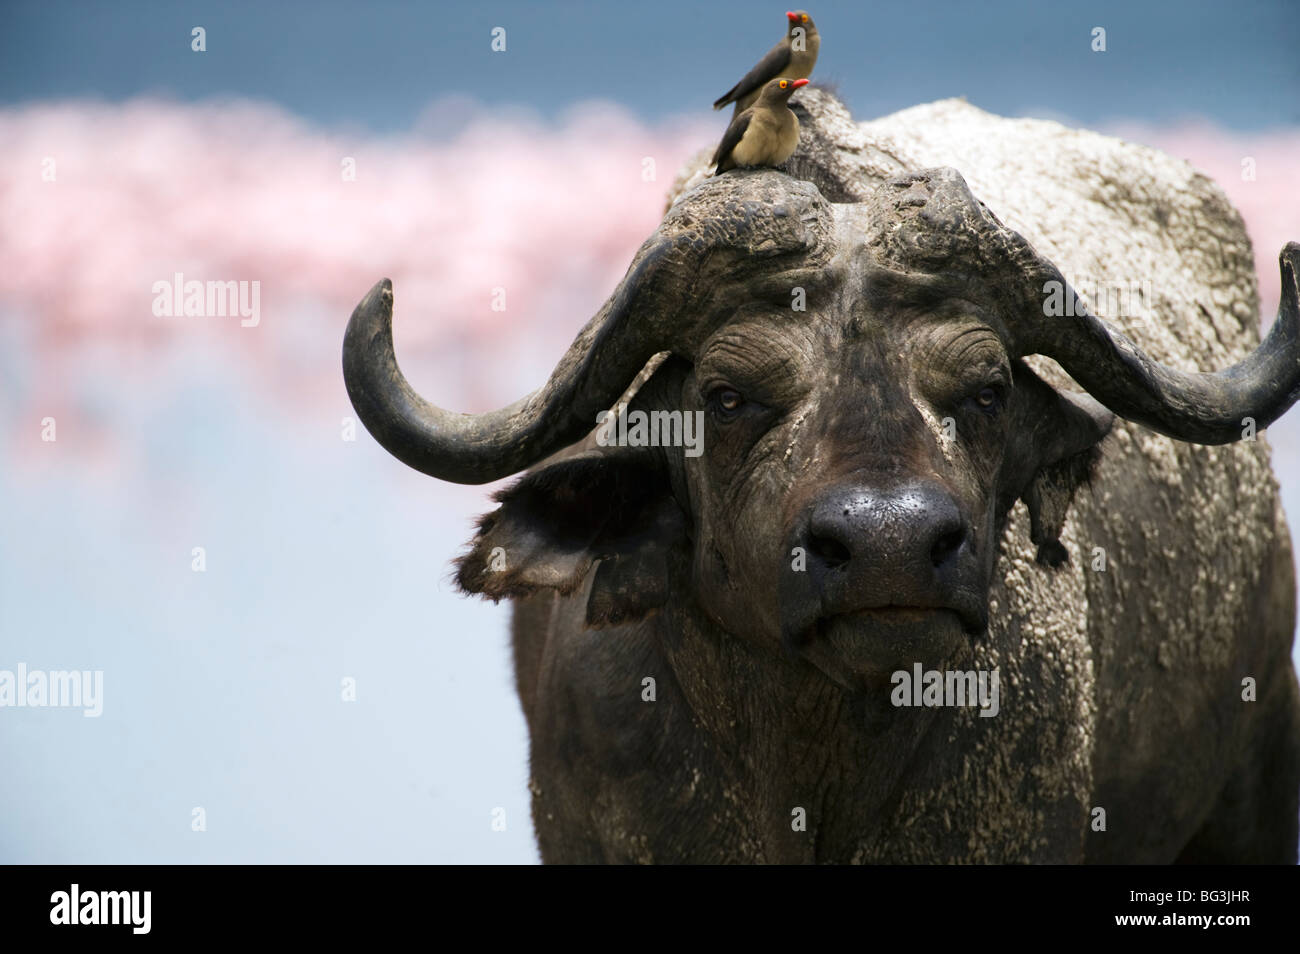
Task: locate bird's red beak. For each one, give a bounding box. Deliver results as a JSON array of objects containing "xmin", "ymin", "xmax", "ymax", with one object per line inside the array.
[
  {"xmin": 792, "ymin": 78, "xmax": 810, "ymax": 87},
  {"xmin": 786, "ymin": 11, "xmax": 798, "ymax": 21}
]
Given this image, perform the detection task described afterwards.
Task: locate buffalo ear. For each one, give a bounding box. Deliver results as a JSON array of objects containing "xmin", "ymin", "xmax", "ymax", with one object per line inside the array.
[
  {"xmin": 455, "ymin": 445, "xmax": 688, "ymax": 628},
  {"xmin": 1004, "ymin": 362, "xmax": 1114, "ymax": 568}
]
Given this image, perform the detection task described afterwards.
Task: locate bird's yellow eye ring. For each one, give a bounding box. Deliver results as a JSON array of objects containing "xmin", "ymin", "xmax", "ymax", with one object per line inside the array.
[
  {"xmin": 801, "ymin": 13, "xmax": 808, "ymax": 21},
  {"xmin": 780, "ymin": 80, "xmax": 788, "ymax": 88}
]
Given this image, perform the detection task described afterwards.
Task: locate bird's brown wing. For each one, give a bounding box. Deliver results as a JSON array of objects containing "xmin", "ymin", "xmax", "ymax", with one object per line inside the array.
[
  {"xmin": 711, "ymin": 110, "xmax": 753, "ymax": 168},
  {"xmin": 712, "ymin": 40, "xmax": 791, "ymax": 110}
]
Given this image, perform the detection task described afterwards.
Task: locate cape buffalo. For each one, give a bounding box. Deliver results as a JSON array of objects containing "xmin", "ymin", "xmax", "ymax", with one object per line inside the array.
[{"xmin": 343, "ymin": 91, "xmax": 1300, "ymax": 863}]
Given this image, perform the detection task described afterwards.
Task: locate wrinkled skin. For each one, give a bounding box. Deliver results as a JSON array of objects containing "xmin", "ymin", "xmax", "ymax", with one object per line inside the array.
[
  {"xmin": 681, "ymin": 204, "xmax": 1108, "ymax": 692},
  {"xmin": 344, "ymin": 93, "xmax": 1300, "ymax": 863}
]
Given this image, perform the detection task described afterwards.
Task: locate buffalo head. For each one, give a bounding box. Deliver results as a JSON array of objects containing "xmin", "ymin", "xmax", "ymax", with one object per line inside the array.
[{"xmin": 343, "ymin": 167, "xmax": 1300, "ymax": 691}]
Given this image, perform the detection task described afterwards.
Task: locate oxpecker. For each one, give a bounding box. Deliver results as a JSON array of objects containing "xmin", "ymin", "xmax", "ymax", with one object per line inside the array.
[
  {"xmin": 713, "ymin": 10, "xmax": 819, "ymax": 114},
  {"xmin": 711, "ymin": 77, "xmax": 809, "ymax": 174}
]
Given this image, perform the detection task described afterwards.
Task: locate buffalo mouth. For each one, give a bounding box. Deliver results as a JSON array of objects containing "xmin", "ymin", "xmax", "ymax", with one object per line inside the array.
[{"xmin": 786, "ymin": 601, "xmax": 986, "ymax": 690}]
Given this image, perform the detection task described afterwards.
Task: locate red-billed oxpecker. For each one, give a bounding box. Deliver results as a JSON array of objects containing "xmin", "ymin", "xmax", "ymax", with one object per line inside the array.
[
  {"xmin": 711, "ymin": 77, "xmax": 809, "ymax": 173},
  {"xmin": 713, "ymin": 10, "xmax": 820, "ymax": 115}
]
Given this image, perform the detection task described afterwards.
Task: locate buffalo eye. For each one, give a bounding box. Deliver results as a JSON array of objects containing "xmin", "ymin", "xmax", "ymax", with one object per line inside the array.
[
  {"xmin": 710, "ymin": 387, "xmax": 745, "ymax": 418},
  {"xmin": 961, "ymin": 382, "xmax": 1008, "ymax": 418},
  {"xmin": 969, "ymin": 382, "xmax": 1005, "ymax": 415}
]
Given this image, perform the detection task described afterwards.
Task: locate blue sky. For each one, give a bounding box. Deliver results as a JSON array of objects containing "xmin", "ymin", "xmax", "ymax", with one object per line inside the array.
[{"xmin": 3, "ymin": 0, "xmax": 1298, "ymax": 131}]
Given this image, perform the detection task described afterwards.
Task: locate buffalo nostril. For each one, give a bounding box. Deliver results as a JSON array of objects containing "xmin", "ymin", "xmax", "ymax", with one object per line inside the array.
[
  {"xmin": 930, "ymin": 529, "xmax": 965, "ymax": 568},
  {"xmin": 809, "ymin": 533, "xmax": 852, "ymax": 569}
]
